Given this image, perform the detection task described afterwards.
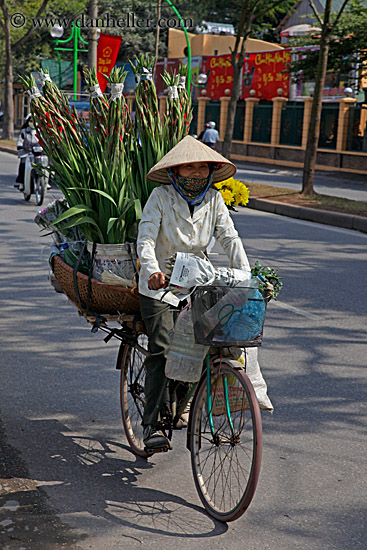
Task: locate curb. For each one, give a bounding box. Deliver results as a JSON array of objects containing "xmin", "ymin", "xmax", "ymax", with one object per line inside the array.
[
  {"xmin": 0, "ymin": 146, "xmax": 17, "ymax": 155},
  {"xmin": 248, "ymin": 197, "xmax": 367, "ymax": 234}
]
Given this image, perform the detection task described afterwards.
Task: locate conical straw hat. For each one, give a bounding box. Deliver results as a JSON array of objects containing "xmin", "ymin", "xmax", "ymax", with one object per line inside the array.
[{"xmin": 146, "ymin": 135, "xmax": 236, "ymax": 184}]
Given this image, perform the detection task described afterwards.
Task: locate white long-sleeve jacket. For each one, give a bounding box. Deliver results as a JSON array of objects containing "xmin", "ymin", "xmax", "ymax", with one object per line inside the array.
[{"xmin": 137, "ymin": 185, "xmax": 250, "ymax": 305}]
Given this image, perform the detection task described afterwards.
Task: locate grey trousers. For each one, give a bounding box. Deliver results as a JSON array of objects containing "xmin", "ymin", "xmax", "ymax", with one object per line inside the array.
[{"xmin": 139, "ymin": 294, "xmax": 177, "ymax": 427}]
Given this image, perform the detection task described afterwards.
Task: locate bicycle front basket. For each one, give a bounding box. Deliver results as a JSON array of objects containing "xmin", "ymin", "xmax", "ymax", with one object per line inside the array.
[{"xmin": 191, "ymin": 284, "xmax": 266, "ymax": 347}]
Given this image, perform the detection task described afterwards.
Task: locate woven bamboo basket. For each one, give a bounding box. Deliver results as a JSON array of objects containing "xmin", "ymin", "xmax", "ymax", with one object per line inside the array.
[{"xmin": 52, "ymin": 255, "xmax": 140, "ymax": 315}]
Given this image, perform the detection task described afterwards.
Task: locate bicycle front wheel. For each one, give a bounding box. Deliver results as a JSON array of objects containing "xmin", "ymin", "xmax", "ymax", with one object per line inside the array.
[
  {"xmin": 190, "ymin": 361, "xmax": 262, "ymax": 522},
  {"xmin": 119, "ymin": 334, "xmax": 149, "ymax": 457},
  {"xmin": 35, "ymin": 175, "xmax": 45, "ymax": 206}
]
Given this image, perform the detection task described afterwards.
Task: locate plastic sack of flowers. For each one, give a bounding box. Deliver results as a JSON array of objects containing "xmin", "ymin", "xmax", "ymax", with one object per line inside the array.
[{"xmin": 34, "ymin": 198, "xmax": 85, "ymax": 245}]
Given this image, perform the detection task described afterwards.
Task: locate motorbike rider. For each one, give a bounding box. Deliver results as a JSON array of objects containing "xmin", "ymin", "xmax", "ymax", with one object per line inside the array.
[{"xmin": 15, "ymin": 114, "xmax": 43, "ymax": 191}]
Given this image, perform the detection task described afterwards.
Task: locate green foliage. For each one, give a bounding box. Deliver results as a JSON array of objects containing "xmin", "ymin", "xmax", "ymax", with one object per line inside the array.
[
  {"xmin": 0, "ymin": 0, "xmax": 87, "ymax": 82},
  {"xmin": 161, "ymin": 64, "xmax": 192, "ymax": 151},
  {"xmin": 127, "ymin": 55, "xmax": 191, "ymax": 203},
  {"xmin": 251, "ymin": 261, "xmax": 283, "ymax": 300},
  {"xmin": 98, "ymin": 0, "xmax": 197, "ymax": 59},
  {"xmin": 286, "ymin": 0, "xmax": 367, "ymax": 86},
  {"xmin": 181, "ymin": 0, "xmax": 298, "ymax": 42},
  {"xmin": 22, "ymin": 55, "xmax": 192, "ymax": 244},
  {"xmin": 96, "ymin": 0, "xmax": 297, "ymax": 58}
]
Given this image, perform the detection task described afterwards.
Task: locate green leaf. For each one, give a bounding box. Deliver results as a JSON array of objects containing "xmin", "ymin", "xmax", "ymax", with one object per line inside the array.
[{"xmin": 52, "ymin": 204, "xmax": 96, "ymax": 225}]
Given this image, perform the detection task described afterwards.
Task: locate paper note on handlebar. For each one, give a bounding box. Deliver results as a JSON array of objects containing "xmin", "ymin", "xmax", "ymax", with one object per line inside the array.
[
  {"xmin": 169, "ymin": 252, "xmax": 216, "ymax": 288},
  {"xmin": 169, "ymin": 252, "xmax": 252, "ymax": 289}
]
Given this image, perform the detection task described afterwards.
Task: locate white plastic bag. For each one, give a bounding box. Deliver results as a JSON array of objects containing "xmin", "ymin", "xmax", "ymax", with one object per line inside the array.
[
  {"xmin": 165, "ymin": 307, "xmax": 207, "ymax": 382},
  {"xmin": 244, "ymin": 347, "xmax": 273, "ymax": 411},
  {"xmin": 222, "ymin": 347, "xmax": 273, "ymax": 411}
]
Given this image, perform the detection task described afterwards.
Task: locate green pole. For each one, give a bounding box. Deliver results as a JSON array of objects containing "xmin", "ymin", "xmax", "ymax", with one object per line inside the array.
[
  {"xmin": 56, "ymin": 50, "xmax": 62, "ymax": 88},
  {"xmin": 73, "ymin": 24, "xmax": 78, "ymax": 100},
  {"xmin": 163, "ymin": 0, "xmax": 192, "ymax": 95},
  {"xmin": 53, "ymin": 22, "xmax": 88, "ymax": 100}
]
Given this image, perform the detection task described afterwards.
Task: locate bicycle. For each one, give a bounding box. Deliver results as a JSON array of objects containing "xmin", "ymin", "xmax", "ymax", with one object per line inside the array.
[
  {"xmin": 115, "ymin": 283, "xmax": 265, "ymax": 522},
  {"xmin": 51, "ymin": 249, "xmax": 273, "ymax": 522}
]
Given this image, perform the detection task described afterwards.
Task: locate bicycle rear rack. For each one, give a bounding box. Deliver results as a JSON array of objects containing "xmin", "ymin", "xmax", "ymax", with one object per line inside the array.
[{"xmin": 83, "ymin": 312, "xmax": 144, "ymax": 347}]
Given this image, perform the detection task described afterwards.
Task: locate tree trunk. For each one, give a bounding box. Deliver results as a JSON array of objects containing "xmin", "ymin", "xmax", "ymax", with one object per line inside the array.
[
  {"xmin": 222, "ymin": 0, "xmax": 251, "ymax": 159},
  {"xmin": 88, "ymin": 0, "xmax": 98, "ymax": 70},
  {"xmin": 153, "ymin": 0, "xmax": 162, "ymax": 80},
  {"xmin": 302, "ymin": 0, "xmax": 333, "ymax": 195},
  {"xmin": 222, "ymin": 62, "xmax": 242, "ymax": 158},
  {"xmin": 1, "ymin": 1, "xmax": 14, "ymax": 140}
]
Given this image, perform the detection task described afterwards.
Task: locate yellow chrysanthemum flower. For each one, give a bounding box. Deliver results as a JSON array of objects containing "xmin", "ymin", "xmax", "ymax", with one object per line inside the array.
[
  {"xmin": 220, "ymin": 188, "xmax": 234, "ymax": 205},
  {"xmin": 239, "ymin": 186, "xmax": 250, "ymax": 206},
  {"xmin": 233, "ymin": 179, "xmax": 250, "ymax": 206},
  {"xmin": 214, "ymin": 181, "xmax": 225, "ymax": 190},
  {"xmin": 215, "ymin": 177, "xmax": 249, "ymax": 207}
]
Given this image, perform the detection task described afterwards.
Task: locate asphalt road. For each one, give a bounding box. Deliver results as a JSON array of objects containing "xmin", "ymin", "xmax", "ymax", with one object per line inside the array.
[{"xmin": 1, "ymin": 151, "xmax": 367, "ymax": 549}]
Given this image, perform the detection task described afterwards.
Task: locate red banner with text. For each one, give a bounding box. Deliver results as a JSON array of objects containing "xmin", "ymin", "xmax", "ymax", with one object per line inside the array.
[
  {"xmin": 243, "ymin": 50, "xmax": 291, "ymax": 99},
  {"xmin": 203, "ymin": 54, "xmax": 234, "ymax": 99},
  {"xmin": 97, "ymin": 33, "xmax": 123, "ymax": 92},
  {"xmin": 202, "ymin": 49, "xmax": 291, "ymax": 101}
]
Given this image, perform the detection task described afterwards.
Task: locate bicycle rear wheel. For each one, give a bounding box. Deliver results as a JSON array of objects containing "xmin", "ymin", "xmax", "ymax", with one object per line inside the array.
[
  {"xmin": 190, "ymin": 360, "xmax": 262, "ymax": 522},
  {"xmin": 118, "ymin": 334, "xmax": 149, "ymax": 457}
]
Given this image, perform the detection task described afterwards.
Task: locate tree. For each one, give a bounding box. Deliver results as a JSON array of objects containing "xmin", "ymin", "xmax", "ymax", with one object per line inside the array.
[
  {"xmin": 0, "ymin": 0, "xmax": 89, "ymax": 139},
  {"xmin": 222, "ymin": 0, "xmax": 297, "ymax": 158},
  {"xmin": 288, "ymin": 0, "xmax": 367, "ymax": 91},
  {"xmin": 0, "ymin": 0, "xmax": 51, "ymax": 139},
  {"xmin": 87, "ymin": 0, "xmax": 98, "ymax": 69},
  {"xmin": 97, "ymin": 0, "xmax": 186, "ymax": 59},
  {"xmin": 299, "ymin": 0, "xmax": 351, "ymax": 195}
]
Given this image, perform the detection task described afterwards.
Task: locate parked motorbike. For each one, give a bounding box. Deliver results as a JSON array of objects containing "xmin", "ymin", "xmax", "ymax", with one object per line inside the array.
[{"xmin": 22, "ymin": 144, "xmax": 49, "ymax": 206}]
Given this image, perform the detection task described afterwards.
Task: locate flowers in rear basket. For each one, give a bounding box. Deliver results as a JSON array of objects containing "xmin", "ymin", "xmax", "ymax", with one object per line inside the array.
[{"xmin": 214, "ymin": 178, "xmax": 250, "ymax": 210}]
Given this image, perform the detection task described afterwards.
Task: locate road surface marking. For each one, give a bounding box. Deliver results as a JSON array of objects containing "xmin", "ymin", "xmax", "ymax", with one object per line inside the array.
[{"xmin": 273, "ymin": 300, "xmax": 324, "ymax": 320}]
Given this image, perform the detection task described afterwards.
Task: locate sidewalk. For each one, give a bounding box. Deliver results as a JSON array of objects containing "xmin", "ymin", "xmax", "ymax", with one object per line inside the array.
[
  {"xmin": 234, "ymin": 160, "xmax": 367, "ymax": 202},
  {"xmin": 247, "ymin": 196, "xmax": 367, "ymax": 233},
  {"xmin": 0, "ymin": 142, "xmax": 17, "ymax": 155},
  {"xmin": 1, "ymin": 141, "xmax": 366, "ymax": 233},
  {"xmin": 233, "ymin": 160, "xmax": 367, "ymax": 233}
]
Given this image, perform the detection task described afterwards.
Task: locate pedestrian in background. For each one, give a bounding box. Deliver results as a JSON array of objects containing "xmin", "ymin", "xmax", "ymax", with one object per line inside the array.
[
  {"xmin": 197, "ymin": 122, "xmax": 210, "ymax": 141},
  {"xmin": 202, "ymin": 121, "xmax": 219, "ymax": 150}
]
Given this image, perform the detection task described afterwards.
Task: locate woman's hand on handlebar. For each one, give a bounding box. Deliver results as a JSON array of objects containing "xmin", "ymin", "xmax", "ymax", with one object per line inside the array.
[
  {"xmin": 148, "ymin": 272, "xmax": 168, "ymax": 290},
  {"xmin": 263, "ymin": 282, "xmax": 274, "ymax": 302}
]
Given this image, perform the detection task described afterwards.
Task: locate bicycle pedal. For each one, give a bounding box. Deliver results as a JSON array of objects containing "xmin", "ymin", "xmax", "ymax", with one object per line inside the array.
[
  {"xmin": 144, "ymin": 443, "xmax": 171, "ymax": 454},
  {"xmin": 173, "ymin": 418, "xmax": 188, "ymax": 430},
  {"xmin": 144, "ymin": 436, "xmax": 172, "ymax": 453}
]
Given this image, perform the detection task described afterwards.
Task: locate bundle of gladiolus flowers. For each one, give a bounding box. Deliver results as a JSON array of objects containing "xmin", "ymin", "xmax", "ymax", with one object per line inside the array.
[
  {"xmin": 213, "ymin": 178, "xmax": 250, "ymax": 210},
  {"xmin": 20, "ymin": 55, "xmax": 192, "ymax": 245}
]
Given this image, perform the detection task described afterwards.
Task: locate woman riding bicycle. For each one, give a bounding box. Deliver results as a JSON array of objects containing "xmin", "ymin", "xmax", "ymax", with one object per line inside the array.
[{"xmin": 137, "ymin": 135, "xmax": 272, "ymax": 451}]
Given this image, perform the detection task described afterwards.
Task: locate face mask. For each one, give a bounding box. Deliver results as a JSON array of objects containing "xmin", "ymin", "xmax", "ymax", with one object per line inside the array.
[{"xmin": 167, "ymin": 168, "xmax": 216, "ymax": 206}]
